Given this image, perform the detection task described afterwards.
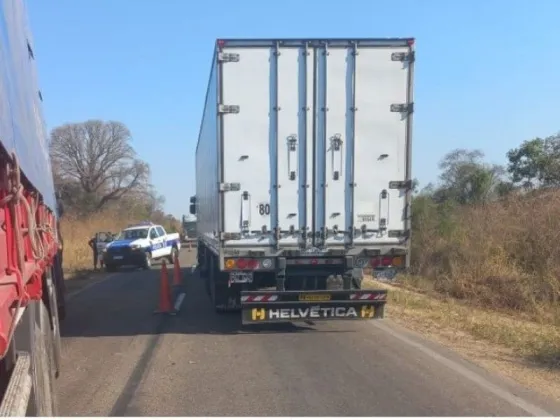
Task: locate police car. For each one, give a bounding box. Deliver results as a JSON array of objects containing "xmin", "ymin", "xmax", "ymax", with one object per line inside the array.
[{"xmin": 103, "ymin": 222, "xmax": 181, "ymax": 271}]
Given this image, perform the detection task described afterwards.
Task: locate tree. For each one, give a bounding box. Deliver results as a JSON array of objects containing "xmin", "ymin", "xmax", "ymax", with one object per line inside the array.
[
  {"xmin": 49, "ymin": 120, "xmax": 150, "ymax": 214},
  {"xmin": 506, "ymin": 134, "xmax": 560, "ymax": 189},
  {"xmin": 433, "ymin": 149, "xmax": 505, "ymax": 205}
]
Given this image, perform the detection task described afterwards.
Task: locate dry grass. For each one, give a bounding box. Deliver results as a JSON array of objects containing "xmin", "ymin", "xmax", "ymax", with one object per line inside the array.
[
  {"xmin": 60, "ymin": 210, "xmax": 129, "ymax": 274},
  {"xmin": 411, "ymin": 191, "xmax": 560, "ymax": 325},
  {"xmin": 364, "ymin": 277, "xmax": 560, "ymax": 400},
  {"xmin": 362, "ymin": 191, "xmax": 560, "ymax": 398}
]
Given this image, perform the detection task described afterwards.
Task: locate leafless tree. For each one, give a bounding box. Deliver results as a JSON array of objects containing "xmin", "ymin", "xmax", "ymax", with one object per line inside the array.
[{"xmin": 49, "ymin": 120, "xmax": 150, "ymax": 214}]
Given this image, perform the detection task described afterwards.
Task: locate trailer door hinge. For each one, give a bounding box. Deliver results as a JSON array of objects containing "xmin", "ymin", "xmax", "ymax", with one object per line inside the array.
[
  {"xmin": 218, "ymin": 52, "xmax": 240, "ymax": 63},
  {"xmin": 219, "ymin": 104, "xmax": 240, "ymax": 114},
  {"xmin": 390, "ymin": 103, "xmax": 413, "ymax": 114},
  {"xmin": 389, "ymin": 180, "xmax": 413, "ymax": 190},
  {"xmin": 391, "ymin": 52, "xmax": 415, "ymax": 62},
  {"xmin": 219, "ymin": 182, "xmax": 241, "ymax": 192}
]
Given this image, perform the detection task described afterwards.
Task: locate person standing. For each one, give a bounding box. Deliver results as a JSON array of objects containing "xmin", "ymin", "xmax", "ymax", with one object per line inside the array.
[{"xmin": 88, "ymin": 235, "xmax": 99, "ymax": 270}]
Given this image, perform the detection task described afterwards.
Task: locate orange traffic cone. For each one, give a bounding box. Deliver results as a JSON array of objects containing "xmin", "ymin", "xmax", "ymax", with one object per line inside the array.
[
  {"xmin": 154, "ymin": 260, "xmax": 175, "ymax": 315},
  {"xmin": 173, "ymin": 254, "xmax": 181, "ymax": 287}
]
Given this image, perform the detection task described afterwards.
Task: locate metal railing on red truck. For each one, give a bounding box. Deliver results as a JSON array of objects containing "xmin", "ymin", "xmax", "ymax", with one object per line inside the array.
[
  {"xmin": 0, "ymin": 0, "xmax": 65, "ymax": 415},
  {"xmin": 191, "ymin": 38, "xmax": 415, "ymax": 325}
]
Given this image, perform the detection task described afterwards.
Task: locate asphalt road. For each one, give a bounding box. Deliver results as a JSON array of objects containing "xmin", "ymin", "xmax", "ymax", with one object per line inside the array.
[{"xmin": 57, "ymin": 249, "xmax": 560, "ymax": 416}]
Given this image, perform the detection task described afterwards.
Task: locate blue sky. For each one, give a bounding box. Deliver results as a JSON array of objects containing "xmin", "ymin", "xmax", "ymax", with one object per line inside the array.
[{"xmin": 27, "ymin": 0, "xmax": 560, "ymax": 218}]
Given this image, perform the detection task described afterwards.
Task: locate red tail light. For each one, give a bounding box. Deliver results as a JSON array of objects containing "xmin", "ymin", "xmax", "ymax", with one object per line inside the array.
[
  {"xmin": 236, "ymin": 258, "xmax": 248, "ymax": 269},
  {"xmin": 247, "ymin": 259, "xmax": 259, "ymax": 269},
  {"xmin": 381, "ymin": 256, "xmax": 392, "ymax": 266}
]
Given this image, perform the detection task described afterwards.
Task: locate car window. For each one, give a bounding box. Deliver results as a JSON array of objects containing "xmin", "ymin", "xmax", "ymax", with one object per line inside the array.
[
  {"xmin": 149, "ymin": 228, "xmax": 159, "ymax": 239},
  {"xmin": 156, "ymin": 227, "xmax": 165, "ymax": 236},
  {"xmin": 97, "ymin": 232, "xmax": 111, "ymax": 242},
  {"xmin": 118, "ymin": 229, "xmax": 149, "ymax": 240}
]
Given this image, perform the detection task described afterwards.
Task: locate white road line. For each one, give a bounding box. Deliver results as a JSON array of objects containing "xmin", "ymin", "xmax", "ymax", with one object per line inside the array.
[
  {"xmin": 66, "ymin": 273, "xmax": 118, "ymax": 301},
  {"xmin": 370, "ymin": 320, "xmax": 554, "ymax": 417},
  {"xmin": 174, "ymin": 292, "xmax": 186, "ymax": 312}
]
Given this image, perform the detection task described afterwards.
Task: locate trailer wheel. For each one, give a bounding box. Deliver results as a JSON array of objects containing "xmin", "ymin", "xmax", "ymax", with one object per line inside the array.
[
  {"xmin": 29, "ymin": 301, "xmax": 58, "ymax": 416},
  {"xmin": 208, "ymin": 255, "xmax": 217, "ymax": 307},
  {"xmin": 352, "ymin": 276, "xmax": 362, "ymax": 289},
  {"xmin": 204, "ymin": 269, "xmax": 211, "ymax": 296},
  {"xmin": 208, "ymin": 255, "xmax": 229, "ymax": 313},
  {"xmin": 44, "ymin": 269, "xmax": 62, "ymax": 377}
]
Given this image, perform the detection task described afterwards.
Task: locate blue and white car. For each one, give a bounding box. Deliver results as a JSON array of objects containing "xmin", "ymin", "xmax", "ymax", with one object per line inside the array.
[{"xmin": 103, "ymin": 222, "xmax": 181, "ymax": 271}]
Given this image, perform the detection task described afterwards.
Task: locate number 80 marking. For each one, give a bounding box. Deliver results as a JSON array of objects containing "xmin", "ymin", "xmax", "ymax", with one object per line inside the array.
[{"xmin": 258, "ymin": 203, "xmax": 270, "ymax": 215}]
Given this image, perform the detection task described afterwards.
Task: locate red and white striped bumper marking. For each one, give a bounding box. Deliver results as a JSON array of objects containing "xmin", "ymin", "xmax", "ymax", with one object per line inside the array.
[
  {"xmin": 241, "ymin": 294, "xmax": 279, "ymax": 303},
  {"xmin": 350, "ymin": 292, "xmax": 385, "ymax": 300}
]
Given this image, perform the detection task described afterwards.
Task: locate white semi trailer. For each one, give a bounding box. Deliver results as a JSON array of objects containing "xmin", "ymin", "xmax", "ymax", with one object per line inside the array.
[{"xmin": 191, "ymin": 38, "xmax": 415, "ymax": 325}]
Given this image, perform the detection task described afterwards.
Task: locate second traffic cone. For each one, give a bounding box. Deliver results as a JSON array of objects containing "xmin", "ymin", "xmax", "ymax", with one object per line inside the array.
[
  {"xmin": 173, "ymin": 254, "xmax": 181, "ymax": 287},
  {"xmin": 154, "ymin": 260, "xmax": 174, "ymax": 315}
]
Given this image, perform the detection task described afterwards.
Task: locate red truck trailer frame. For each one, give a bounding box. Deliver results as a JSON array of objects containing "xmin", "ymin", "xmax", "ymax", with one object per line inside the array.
[{"xmin": 0, "ymin": 0, "xmax": 65, "ymax": 415}]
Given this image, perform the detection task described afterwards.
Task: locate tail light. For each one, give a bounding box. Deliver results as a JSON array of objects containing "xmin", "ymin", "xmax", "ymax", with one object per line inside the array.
[
  {"xmin": 381, "ymin": 256, "xmax": 392, "ymax": 266},
  {"xmin": 391, "ymin": 256, "xmax": 404, "ymax": 267},
  {"xmin": 224, "ymin": 258, "xmax": 262, "ymax": 270},
  {"xmin": 370, "ymin": 255, "xmax": 405, "ymax": 268},
  {"xmin": 236, "ymin": 258, "xmax": 248, "ymax": 269},
  {"xmin": 247, "ymin": 259, "xmax": 259, "ymax": 269}
]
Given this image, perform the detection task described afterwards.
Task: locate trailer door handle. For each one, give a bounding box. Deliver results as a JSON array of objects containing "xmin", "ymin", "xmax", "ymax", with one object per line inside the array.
[
  {"xmin": 330, "ymin": 134, "xmax": 343, "ymax": 181},
  {"xmin": 287, "ymin": 135, "xmax": 297, "ymax": 181}
]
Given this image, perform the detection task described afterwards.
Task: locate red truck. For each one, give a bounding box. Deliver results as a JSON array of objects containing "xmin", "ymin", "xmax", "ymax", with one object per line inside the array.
[{"xmin": 0, "ymin": 0, "xmax": 65, "ymax": 415}]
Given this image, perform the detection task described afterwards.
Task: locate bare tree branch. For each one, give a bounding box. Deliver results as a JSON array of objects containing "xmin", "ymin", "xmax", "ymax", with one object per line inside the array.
[{"xmin": 49, "ymin": 119, "xmax": 150, "ymax": 214}]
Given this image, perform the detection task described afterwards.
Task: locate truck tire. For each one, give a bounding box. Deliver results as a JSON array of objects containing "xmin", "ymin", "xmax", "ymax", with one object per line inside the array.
[
  {"xmin": 209, "ymin": 255, "xmax": 233, "ymax": 312},
  {"xmin": 43, "ymin": 269, "xmax": 62, "ymax": 378},
  {"xmin": 29, "ymin": 301, "xmax": 58, "ymax": 416},
  {"xmin": 52, "ymin": 252, "xmax": 66, "ymax": 322},
  {"xmin": 204, "ymin": 269, "xmax": 211, "ymax": 296},
  {"xmin": 198, "ymin": 243, "xmax": 209, "ymax": 279}
]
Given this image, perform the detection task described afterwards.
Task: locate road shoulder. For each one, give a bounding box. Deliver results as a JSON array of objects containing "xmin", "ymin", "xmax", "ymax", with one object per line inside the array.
[{"xmin": 364, "ymin": 277, "xmax": 560, "ymax": 404}]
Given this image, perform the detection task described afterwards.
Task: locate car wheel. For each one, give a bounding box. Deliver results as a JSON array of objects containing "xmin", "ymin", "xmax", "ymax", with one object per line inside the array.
[
  {"xmin": 143, "ymin": 252, "xmax": 152, "ymax": 270},
  {"xmin": 168, "ymin": 247, "xmax": 177, "ymax": 264}
]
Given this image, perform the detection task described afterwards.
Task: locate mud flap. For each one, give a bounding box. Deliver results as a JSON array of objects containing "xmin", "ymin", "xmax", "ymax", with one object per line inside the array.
[{"xmin": 212, "ymin": 267, "xmax": 240, "ymax": 312}]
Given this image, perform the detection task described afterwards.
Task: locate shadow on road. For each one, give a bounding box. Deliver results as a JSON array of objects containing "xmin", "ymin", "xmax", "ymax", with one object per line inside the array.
[{"xmin": 60, "ymin": 256, "xmax": 356, "ymax": 339}]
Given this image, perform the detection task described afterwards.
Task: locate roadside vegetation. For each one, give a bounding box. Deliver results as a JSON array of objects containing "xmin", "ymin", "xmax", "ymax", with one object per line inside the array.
[
  {"xmin": 406, "ymin": 138, "xmax": 560, "ymax": 323},
  {"xmin": 368, "ymin": 134, "xmax": 560, "ymax": 390}
]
